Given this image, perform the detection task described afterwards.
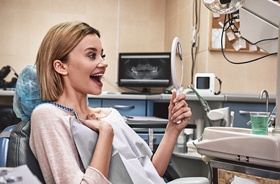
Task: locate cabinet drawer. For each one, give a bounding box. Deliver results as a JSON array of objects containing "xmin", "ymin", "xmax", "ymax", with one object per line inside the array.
[
  {"xmin": 102, "ymin": 99, "xmax": 146, "ymax": 116},
  {"xmin": 88, "ymin": 98, "xmax": 102, "ymax": 108}
]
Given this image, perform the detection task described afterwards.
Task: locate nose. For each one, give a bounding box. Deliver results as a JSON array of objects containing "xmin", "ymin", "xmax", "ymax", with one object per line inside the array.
[{"xmin": 97, "ymin": 58, "xmax": 108, "ymax": 68}]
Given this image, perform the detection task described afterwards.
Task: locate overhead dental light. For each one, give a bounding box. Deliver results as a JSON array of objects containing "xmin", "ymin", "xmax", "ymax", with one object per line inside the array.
[{"xmin": 203, "ymin": 0, "xmax": 246, "ymax": 14}]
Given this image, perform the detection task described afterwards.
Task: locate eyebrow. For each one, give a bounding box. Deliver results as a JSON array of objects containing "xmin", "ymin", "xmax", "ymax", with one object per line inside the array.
[
  {"xmin": 84, "ymin": 47, "xmax": 104, "ymax": 53},
  {"xmin": 84, "ymin": 47, "xmax": 97, "ymax": 51}
]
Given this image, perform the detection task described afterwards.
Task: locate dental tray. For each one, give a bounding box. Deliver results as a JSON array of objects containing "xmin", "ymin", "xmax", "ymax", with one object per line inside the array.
[{"xmin": 195, "ymin": 127, "xmax": 280, "ymax": 168}]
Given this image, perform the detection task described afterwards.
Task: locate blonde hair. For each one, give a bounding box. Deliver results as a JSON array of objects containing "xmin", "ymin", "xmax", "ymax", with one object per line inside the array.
[{"xmin": 35, "ymin": 21, "xmax": 100, "ymax": 101}]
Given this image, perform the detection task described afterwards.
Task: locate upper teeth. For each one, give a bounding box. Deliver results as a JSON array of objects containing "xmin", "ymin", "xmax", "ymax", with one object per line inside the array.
[{"xmin": 92, "ymin": 74, "xmax": 103, "ymax": 77}]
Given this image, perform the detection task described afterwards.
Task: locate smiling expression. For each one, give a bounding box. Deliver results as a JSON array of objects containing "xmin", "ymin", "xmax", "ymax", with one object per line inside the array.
[{"xmin": 64, "ymin": 34, "xmax": 108, "ymax": 95}]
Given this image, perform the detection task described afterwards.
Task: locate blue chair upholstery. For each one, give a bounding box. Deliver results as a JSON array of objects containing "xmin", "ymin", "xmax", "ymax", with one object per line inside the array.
[
  {"xmin": 0, "ymin": 106, "xmax": 20, "ymax": 132},
  {"xmin": 7, "ymin": 120, "xmax": 45, "ymax": 183},
  {"xmin": 0, "ymin": 124, "xmax": 16, "ymax": 167}
]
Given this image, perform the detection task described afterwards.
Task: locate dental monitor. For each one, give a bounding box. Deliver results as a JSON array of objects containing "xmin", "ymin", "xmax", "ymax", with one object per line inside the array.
[{"xmin": 117, "ymin": 52, "xmax": 171, "ymax": 94}]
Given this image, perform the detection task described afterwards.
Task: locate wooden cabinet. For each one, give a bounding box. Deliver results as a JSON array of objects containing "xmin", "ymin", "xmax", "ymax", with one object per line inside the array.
[{"xmin": 210, "ymin": 159, "xmax": 280, "ymax": 184}]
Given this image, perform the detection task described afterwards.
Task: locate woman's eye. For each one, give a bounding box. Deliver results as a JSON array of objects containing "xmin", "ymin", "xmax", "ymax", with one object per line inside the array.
[
  {"xmin": 101, "ymin": 54, "xmax": 106, "ymax": 60},
  {"xmin": 89, "ymin": 53, "xmax": 96, "ymax": 59}
]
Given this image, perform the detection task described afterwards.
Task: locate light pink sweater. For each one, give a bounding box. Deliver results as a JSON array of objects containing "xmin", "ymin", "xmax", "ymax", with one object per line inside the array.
[{"xmin": 30, "ymin": 104, "xmax": 111, "ymax": 184}]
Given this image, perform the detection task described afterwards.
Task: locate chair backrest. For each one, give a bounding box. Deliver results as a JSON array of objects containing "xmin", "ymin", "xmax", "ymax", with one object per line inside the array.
[
  {"xmin": 0, "ymin": 106, "xmax": 20, "ymax": 132},
  {"xmin": 6, "ymin": 120, "xmax": 45, "ymax": 184},
  {"xmin": 0, "ymin": 124, "xmax": 16, "ymax": 167}
]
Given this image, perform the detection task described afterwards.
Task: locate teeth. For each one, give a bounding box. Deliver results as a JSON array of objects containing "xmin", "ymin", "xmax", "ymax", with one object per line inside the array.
[{"xmin": 92, "ymin": 73, "xmax": 103, "ymax": 77}]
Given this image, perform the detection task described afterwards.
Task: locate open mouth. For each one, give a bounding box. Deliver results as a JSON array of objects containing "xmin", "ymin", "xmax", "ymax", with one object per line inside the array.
[{"xmin": 90, "ymin": 73, "xmax": 103, "ymax": 84}]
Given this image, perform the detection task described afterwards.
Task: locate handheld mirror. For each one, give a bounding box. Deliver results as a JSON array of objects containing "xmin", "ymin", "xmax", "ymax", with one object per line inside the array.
[{"xmin": 171, "ymin": 37, "xmax": 184, "ymax": 96}]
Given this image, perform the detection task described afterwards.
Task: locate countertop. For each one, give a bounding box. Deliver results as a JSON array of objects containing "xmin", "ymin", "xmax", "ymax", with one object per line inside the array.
[
  {"xmin": 0, "ymin": 89, "xmax": 276, "ymax": 103},
  {"xmin": 222, "ymin": 92, "xmax": 276, "ymax": 103},
  {"xmin": 89, "ymin": 92, "xmax": 276, "ymax": 103}
]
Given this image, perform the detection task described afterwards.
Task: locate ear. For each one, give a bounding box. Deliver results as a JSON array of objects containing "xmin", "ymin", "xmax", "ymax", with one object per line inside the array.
[{"xmin": 53, "ymin": 60, "xmax": 68, "ymax": 75}]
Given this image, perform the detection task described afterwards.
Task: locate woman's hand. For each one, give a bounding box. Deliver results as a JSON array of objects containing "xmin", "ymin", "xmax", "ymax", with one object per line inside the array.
[
  {"xmin": 79, "ymin": 114, "xmax": 114, "ymax": 136},
  {"xmin": 79, "ymin": 114, "xmax": 114, "ymax": 178},
  {"xmin": 167, "ymin": 91, "xmax": 192, "ymax": 135}
]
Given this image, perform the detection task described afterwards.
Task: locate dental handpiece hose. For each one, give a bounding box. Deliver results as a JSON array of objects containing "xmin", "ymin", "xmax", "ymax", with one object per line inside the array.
[{"xmin": 188, "ymin": 85, "xmax": 211, "ymax": 113}]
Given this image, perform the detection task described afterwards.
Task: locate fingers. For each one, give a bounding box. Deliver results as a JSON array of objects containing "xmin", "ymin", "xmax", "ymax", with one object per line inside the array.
[
  {"xmin": 169, "ymin": 92, "xmax": 176, "ymax": 108},
  {"xmin": 171, "ymin": 106, "xmax": 192, "ymax": 123},
  {"xmin": 79, "ymin": 114, "xmax": 102, "ymax": 132},
  {"xmin": 173, "ymin": 93, "xmax": 186, "ymax": 104},
  {"xmin": 79, "ymin": 114, "xmax": 99, "ymax": 123},
  {"xmin": 168, "ymin": 92, "xmax": 185, "ymax": 114},
  {"xmin": 86, "ymin": 114, "xmax": 94, "ymax": 120},
  {"xmin": 85, "ymin": 114, "xmax": 100, "ymax": 121},
  {"xmin": 169, "ymin": 92, "xmax": 186, "ymax": 105},
  {"xmin": 170, "ymin": 95, "xmax": 192, "ymax": 123}
]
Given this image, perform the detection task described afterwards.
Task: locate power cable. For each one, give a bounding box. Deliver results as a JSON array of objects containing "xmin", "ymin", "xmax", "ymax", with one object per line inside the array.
[
  {"xmin": 220, "ymin": 14, "xmax": 277, "ymax": 65},
  {"xmin": 191, "ymin": 0, "xmax": 201, "ymax": 84}
]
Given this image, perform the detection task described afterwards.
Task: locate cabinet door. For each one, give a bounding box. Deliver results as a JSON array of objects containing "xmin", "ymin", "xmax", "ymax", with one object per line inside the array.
[
  {"xmin": 88, "ymin": 98, "xmax": 102, "ymax": 108},
  {"xmin": 102, "ymin": 99, "xmax": 146, "ymax": 116},
  {"xmin": 224, "ymin": 102, "xmax": 275, "ymax": 128}
]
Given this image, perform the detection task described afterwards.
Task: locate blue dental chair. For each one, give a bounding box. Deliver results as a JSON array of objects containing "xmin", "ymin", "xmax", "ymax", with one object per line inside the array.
[
  {"xmin": 0, "ymin": 120, "xmax": 45, "ymax": 183},
  {"xmin": 0, "ymin": 105, "xmax": 21, "ymax": 132},
  {"xmin": 0, "ymin": 124, "xmax": 16, "ymax": 167},
  {"xmin": 0, "ymin": 121, "xmax": 209, "ymax": 184}
]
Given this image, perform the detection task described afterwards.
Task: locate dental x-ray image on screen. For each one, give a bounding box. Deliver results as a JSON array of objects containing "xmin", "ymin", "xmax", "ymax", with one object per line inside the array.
[{"xmin": 118, "ymin": 52, "xmax": 171, "ymax": 93}]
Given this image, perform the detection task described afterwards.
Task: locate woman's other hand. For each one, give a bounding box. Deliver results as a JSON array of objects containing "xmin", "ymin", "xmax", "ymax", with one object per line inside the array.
[
  {"xmin": 167, "ymin": 91, "xmax": 192, "ymax": 135},
  {"xmin": 152, "ymin": 91, "xmax": 192, "ymax": 176}
]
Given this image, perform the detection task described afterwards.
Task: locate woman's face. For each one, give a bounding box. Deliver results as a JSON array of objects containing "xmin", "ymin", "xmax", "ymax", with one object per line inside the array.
[{"xmin": 65, "ymin": 34, "xmax": 108, "ymax": 95}]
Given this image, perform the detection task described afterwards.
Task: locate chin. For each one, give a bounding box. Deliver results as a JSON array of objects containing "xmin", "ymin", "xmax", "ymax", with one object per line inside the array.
[{"xmin": 90, "ymin": 90, "xmax": 102, "ymax": 95}]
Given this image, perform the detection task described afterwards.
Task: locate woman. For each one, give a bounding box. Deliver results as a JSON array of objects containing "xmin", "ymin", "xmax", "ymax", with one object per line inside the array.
[{"xmin": 30, "ymin": 21, "xmax": 192, "ymax": 184}]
